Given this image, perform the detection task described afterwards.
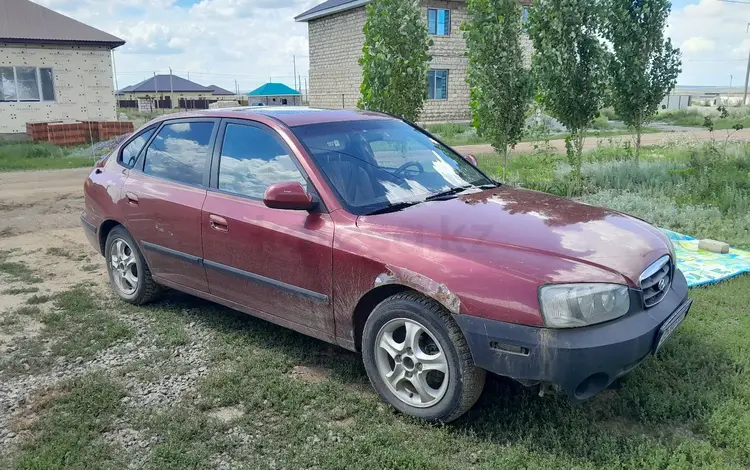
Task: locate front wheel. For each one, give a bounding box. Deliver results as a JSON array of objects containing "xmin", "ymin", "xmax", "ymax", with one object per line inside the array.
[
  {"xmin": 362, "ymin": 292, "xmax": 486, "ymax": 422},
  {"xmin": 105, "ymin": 226, "xmax": 161, "ymax": 305}
]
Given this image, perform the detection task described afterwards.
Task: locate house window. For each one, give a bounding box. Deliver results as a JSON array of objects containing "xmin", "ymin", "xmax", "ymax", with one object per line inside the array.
[
  {"xmin": 0, "ymin": 66, "xmax": 55, "ymax": 103},
  {"xmin": 427, "ymin": 70, "xmax": 448, "ymax": 100},
  {"xmin": 427, "ymin": 8, "xmax": 450, "ymax": 36},
  {"xmin": 522, "ymin": 6, "xmax": 530, "ymax": 33}
]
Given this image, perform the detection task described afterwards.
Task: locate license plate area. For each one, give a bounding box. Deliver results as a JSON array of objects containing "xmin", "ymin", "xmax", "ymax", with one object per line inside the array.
[{"xmin": 653, "ymin": 299, "xmax": 693, "ymax": 354}]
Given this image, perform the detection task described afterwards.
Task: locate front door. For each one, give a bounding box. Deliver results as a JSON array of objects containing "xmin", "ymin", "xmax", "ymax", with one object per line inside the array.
[
  {"xmin": 122, "ymin": 118, "xmax": 219, "ymax": 293},
  {"xmin": 201, "ymin": 120, "xmax": 335, "ymax": 334}
]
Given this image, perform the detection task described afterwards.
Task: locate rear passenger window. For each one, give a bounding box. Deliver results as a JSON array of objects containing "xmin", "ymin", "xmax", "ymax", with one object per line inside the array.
[
  {"xmin": 119, "ymin": 127, "xmax": 156, "ymax": 169},
  {"xmin": 143, "ymin": 121, "xmax": 214, "ymax": 186},
  {"xmin": 218, "ymin": 123, "xmax": 306, "ymax": 198}
]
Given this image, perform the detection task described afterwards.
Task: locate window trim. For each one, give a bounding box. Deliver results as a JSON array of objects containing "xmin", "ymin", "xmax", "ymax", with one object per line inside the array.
[
  {"xmin": 117, "ymin": 125, "xmax": 158, "ymax": 169},
  {"xmin": 427, "ymin": 69, "xmax": 449, "ymax": 101},
  {"xmin": 0, "ymin": 66, "xmax": 56, "ymax": 103},
  {"xmin": 208, "ymin": 118, "xmax": 327, "ymax": 211},
  {"xmin": 136, "ymin": 117, "xmax": 220, "ymax": 189},
  {"xmin": 427, "ymin": 8, "xmax": 451, "ymax": 36}
]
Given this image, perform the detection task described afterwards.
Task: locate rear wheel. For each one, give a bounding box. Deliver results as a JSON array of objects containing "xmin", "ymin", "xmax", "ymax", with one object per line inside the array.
[
  {"xmin": 362, "ymin": 292, "xmax": 485, "ymax": 422},
  {"xmin": 105, "ymin": 226, "xmax": 161, "ymax": 305}
]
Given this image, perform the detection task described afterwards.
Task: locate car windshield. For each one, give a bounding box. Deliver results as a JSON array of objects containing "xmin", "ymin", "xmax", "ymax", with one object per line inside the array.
[{"xmin": 291, "ymin": 119, "xmax": 494, "ymax": 215}]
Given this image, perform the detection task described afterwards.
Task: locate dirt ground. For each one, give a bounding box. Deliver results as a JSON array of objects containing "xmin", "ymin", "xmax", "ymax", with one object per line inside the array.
[{"xmin": 0, "ymin": 167, "xmax": 105, "ymax": 346}]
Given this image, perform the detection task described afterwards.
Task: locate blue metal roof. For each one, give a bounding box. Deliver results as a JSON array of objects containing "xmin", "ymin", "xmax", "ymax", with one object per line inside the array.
[{"xmin": 247, "ymin": 83, "xmax": 301, "ymax": 97}]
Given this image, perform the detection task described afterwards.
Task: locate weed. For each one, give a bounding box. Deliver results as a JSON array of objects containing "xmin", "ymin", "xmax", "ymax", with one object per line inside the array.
[
  {"xmin": 2, "ymin": 286, "xmax": 40, "ymax": 295},
  {"xmin": 0, "ymin": 260, "xmax": 43, "ymax": 284},
  {"xmin": 26, "ymin": 294, "xmax": 51, "ymax": 305}
]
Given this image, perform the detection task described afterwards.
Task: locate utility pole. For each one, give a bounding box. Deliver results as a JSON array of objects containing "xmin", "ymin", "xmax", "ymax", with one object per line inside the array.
[
  {"xmin": 730, "ymin": 74, "xmax": 734, "ymax": 90},
  {"xmin": 744, "ymin": 23, "xmax": 750, "ymax": 106},
  {"xmin": 154, "ymin": 72, "xmax": 158, "ymax": 112},
  {"xmin": 235, "ymin": 79, "xmax": 239, "ymax": 100},
  {"xmin": 169, "ymin": 67, "xmax": 174, "ymax": 109},
  {"xmin": 293, "ymin": 55, "xmax": 297, "ymax": 91},
  {"xmin": 304, "ymin": 77, "xmax": 308, "ymax": 105}
]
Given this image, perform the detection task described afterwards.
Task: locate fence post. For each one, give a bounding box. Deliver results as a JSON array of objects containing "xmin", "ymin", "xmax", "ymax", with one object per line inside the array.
[{"xmin": 342, "ymin": 94, "xmax": 345, "ymax": 109}]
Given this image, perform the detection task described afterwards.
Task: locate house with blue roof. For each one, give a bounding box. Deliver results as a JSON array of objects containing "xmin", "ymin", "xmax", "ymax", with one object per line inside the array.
[{"xmin": 247, "ymin": 83, "xmax": 302, "ymax": 106}]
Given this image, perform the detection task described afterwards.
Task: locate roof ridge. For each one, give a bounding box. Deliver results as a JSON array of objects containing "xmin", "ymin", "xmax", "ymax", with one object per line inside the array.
[{"xmin": 0, "ymin": 0, "xmax": 124, "ymax": 47}]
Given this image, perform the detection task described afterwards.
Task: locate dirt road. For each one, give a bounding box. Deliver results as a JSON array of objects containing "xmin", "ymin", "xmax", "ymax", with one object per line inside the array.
[
  {"xmin": 0, "ymin": 167, "xmax": 90, "ymax": 237},
  {"xmin": 452, "ymin": 127, "xmax": 750, "ymax": 155}
]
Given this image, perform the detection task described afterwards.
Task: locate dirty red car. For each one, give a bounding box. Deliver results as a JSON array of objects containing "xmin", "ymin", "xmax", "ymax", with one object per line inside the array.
[{"xmin": 82, "ymin": 108, "xmax": 691, "ymax": 422}]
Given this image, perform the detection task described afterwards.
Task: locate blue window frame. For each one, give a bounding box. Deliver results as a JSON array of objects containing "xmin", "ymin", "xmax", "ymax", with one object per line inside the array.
[
  {"xmin": 427, "ymin": 8, "xmax": 450, "ymax": 36},
  {"xmin": 522, "ymin": 6, "xmax": 530, "ymax": 33},
  {"xmin": 427, "ymin": 70, "xmax": 448, "ymax": 100}
]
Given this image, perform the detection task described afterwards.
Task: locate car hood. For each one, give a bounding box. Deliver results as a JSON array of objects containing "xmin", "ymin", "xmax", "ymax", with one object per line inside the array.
[{"xmin": 357, "ymin": 186, "xmax": 671, "ymax": 286}]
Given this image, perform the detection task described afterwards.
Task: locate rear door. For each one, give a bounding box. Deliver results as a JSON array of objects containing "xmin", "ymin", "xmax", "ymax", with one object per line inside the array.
[
  {"xmin": 121, "ymin": 118, "xmax": 219, "ymax": 293},
  {"xmin": 201, "ymin": 119, "xmax": 335, "ymax": 335}
]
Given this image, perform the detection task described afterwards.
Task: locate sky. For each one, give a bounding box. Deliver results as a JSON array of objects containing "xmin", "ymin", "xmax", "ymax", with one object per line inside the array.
[{"xmin": 33, "ymin": 0, "xmax": 750, "ymax": 92}]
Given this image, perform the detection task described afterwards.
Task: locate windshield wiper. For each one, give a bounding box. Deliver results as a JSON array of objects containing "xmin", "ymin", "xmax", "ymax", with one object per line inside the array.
[
  {"xmin": 424, "ymin": 185, "xmax": 474, "ymax": 201},
  {"xmin": 364, "ymin": 201, "xmax": 422, "ymax": 216}
]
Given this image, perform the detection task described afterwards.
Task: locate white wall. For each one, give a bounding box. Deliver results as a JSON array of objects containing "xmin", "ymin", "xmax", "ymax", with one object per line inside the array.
[{"xmin": 0, "ymin": 42, "xmax": 117, "ymax": 134}]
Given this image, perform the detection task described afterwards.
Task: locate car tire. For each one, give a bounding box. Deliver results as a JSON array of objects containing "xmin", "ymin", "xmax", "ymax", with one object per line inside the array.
[
  {"xmin": 105, "ymin": 226, "xmax": 161, "ymax": 305},
  {"xmin": 362, "ymin": 291, "xmax": 486, "ymax": 423}
]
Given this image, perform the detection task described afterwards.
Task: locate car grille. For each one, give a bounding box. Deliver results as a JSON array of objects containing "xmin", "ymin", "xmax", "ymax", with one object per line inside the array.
[{"xmin": 639, "ymin": 255, "xmax": 672, "ymax": 308}]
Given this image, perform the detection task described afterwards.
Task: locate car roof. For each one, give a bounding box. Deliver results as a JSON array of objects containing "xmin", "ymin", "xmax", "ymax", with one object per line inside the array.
[{"xmin": 147, "ymin": 107, "xmax": 397, "ymax": 128}]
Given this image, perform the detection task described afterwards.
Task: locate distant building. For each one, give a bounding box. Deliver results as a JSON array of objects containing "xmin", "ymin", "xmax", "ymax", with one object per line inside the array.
[
  {"xmin": 0, "ymin": 0, "xmax": 124, "ymax": 135},
  {"xmin": 247, "ymin": 83, "xmax": 302, "ymax": 106},
  {"xmin": 116, "ymin": 75, "xmax": 238, "ymax": 109},
  {"xmin": 296, "ymin": 0, "xmax": 532, "ymax": 123}
]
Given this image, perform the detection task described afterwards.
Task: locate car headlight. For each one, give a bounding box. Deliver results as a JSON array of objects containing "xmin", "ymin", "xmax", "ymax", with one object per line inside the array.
[{"xmin": 539, "ymin": 283, "xmax": 630, "ymax": 328}]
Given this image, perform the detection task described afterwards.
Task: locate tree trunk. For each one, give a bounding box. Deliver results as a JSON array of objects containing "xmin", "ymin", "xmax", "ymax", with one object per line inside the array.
[
  {"xmin": 502, "ymin": 145, "xmax": 508, "ymax": 182},
  {"xmin": 635, "ymin": 123, "xmax": 642, "ymax": 165}
]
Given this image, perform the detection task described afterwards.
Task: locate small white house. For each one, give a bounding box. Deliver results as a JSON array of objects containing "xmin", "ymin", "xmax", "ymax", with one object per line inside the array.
[{"xmin": 0, "ymin": 0, "xmax": 124, "ymax": 135}]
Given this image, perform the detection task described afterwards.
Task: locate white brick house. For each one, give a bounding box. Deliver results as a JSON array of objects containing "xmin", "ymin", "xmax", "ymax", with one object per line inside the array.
[
  {"xmin": 296, "ymin": 0, "xmax": 532, "ymax": 123},
  {"xmin": 0, "ymin": 0, "xmax": 124, "ymax": 135}
]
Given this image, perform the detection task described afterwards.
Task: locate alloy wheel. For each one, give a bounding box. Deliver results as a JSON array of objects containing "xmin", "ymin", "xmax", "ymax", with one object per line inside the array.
[
  {"xmin": 110, "ymin": 238, "xmax": 138, "ymax": 295},
  {"xmin": 374, "ymin": 318, "xmax": 449, "ymax": 408}
]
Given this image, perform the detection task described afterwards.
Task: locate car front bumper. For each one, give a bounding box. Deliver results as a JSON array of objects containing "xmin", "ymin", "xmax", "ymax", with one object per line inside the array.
[{"xmin": 454, "ymin": 269, "xmax": 691, "ymax": 401}]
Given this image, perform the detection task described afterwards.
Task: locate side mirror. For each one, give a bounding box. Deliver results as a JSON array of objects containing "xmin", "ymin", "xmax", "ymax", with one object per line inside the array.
[
  {"xmin": 463, "ymin": 154, "xmax": 478, "ymax": 166},
  {"xmin": 263, "ymin": 182, "xmax": 315, "ymax": 211}
]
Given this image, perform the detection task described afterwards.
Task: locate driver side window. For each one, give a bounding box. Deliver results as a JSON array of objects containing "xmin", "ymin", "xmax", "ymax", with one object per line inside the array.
[{"xmin": 119, "ymin": 127, "xmax": 156, "ymax": 169}]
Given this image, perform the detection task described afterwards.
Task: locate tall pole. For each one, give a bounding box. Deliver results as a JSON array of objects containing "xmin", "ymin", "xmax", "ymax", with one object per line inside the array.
[
  {"xmin": 744, "ymin": 23, "xmax": 750, "ymax": 106},
  {"xmin": 293, "ymin": 55, "xmax": 297, "ymax": 91},
  {"xmin": 169, "ymin": 67, "xmax": 174, "ymax": 109},
  {"xmin": 235, "ymin": 79, "xmax": 239, "ymax": 100},
  {"xmin": 111, "ymin": 50, "xmax": 119, "ymax": 109},
  {"xmin": 154, "ymin": 72, "xmax": 158, "ymax": 112},
  {"xmin": 304, "ymin": 77, "xmax": 308, "ymax": 105}
]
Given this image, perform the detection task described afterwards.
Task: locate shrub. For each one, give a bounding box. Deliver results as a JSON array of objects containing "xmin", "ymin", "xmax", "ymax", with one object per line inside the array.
[{"xmin": 581, "ymin": 190, "xmax": 750, "ymax": 249}]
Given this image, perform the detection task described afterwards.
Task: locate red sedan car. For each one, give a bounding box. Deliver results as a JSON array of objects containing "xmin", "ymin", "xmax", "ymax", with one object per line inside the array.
[{"xmin": 83, "ymin": 108, "xmax": 691, "ymax": 422}]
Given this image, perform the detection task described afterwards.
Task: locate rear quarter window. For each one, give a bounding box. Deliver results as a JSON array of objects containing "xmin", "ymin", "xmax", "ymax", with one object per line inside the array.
[
  {"xmin": 143, "ymin": 121, "xmax": 215, "ymax": 186},
  {"xmin": 119, "ymin": 127, "xmax": 156, "ymax": 169}
]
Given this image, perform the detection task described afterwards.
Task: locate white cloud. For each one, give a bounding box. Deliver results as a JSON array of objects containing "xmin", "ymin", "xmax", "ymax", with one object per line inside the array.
[
  {"xmin": 32, "ymin": 0, "xmax": 747, "ymax": 92},
  {"xmin": 680, "ymin": 37, "xmax": 715, "ymax": 54},
  {"xmin": 668, "ymin": 0, "xmax": 750, "ymax": 85},
  {"xmin": 31, "ymin": 0, "xmax": 314, "ymax": 93}
]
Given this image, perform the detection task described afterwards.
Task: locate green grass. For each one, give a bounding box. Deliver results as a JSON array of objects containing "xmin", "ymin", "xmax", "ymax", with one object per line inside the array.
[
  {"xmin": 0, "ymin": 141, "xmax": 96, "ymax": 172},
  {"xmin": 478, "ymin": 141, "xmax": 750, "ymax": 249},
  {"xmin": 2, "ymin": 286, "xmax": 40, "ymax": 295},
  {"xmin": 426, "ymin": 122, "xmax": 662, "ymax": 147},
  {"xmin": 0, "ymin": 285, "xmax": 132, "ymax": 377},
  {"xmin": 0, "ymin": 259, "xmax": 43, "ymax": 284},
  {"xmin": 654, "ymin": 107, "xmax": 750, "ymax": 130},
  {"xmin": 26, "ymin": 294, "xmax": 51, "ymax": 305},
  {"xmin": 8, "ymin": 373, "xmax": 127, "ymax": 470}
]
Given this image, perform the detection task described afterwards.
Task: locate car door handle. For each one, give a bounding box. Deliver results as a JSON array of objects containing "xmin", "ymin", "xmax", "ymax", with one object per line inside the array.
[
  {"xmin": 209, "ymin": 214, "xmax": 228, "ymax": 232},
  {"xmin": 125, "ymin": 192, "xmax": 139, "ymax": 206}
]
